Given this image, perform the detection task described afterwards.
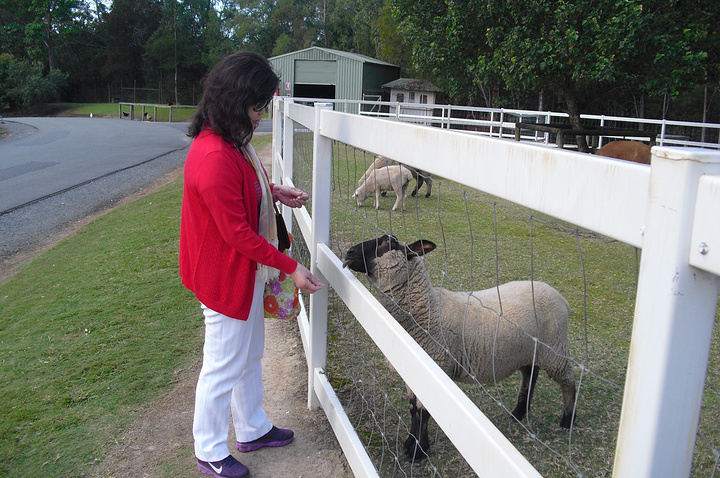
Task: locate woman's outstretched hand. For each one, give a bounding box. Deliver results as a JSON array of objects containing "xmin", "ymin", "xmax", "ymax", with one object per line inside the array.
[{"xmin": 274, "ymin": 184, "xmax": 309, "ymax": 208}]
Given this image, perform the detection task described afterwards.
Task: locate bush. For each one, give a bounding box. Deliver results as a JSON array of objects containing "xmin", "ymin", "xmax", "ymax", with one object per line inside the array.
[{"xmin": 0, "ymin": 53, "xmax": 68, "ymax": 113}]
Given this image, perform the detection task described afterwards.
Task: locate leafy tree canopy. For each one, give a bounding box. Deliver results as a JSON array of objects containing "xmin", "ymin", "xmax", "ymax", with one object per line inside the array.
[{"xmin": 0, "ymin": 0, "xmax": 718, "ymax": 122}]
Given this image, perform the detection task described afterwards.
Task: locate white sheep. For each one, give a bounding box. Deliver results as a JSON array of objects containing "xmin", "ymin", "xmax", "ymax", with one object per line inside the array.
[
  {"xmin": 358, "ymin": 156, "xmax": 433, "ymax": 198},
  {"xmin": 343, "ymin": 235, "xmax": 576, "ymax": 460},
  {"xmin": 353, "ymin": 165, "xmax": 413, "ymax": 211}
]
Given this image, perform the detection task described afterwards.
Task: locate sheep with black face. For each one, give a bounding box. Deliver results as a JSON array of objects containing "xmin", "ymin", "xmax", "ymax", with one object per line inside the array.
[{"xmin": 343, "ymin": 235, "xmax": 576, "ymax": 460}]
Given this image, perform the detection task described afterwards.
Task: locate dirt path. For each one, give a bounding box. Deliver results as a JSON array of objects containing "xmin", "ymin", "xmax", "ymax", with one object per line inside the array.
[
  {"xmin": 93, "ymin": 319, "xmax": 349, "ymax": 477},
  {"xmin": 86, "ymin": 141, "xmax": 350, "ymax": 477}
]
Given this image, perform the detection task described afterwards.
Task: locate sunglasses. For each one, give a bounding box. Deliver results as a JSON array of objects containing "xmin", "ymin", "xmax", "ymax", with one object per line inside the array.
[{"xmin": 253, "ymin": 97, "xmax": 273, "ymax": 112}]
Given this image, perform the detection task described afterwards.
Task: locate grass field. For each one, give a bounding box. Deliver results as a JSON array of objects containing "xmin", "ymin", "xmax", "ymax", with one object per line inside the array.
[
  {"xmin": 0, "ymin": 135, "xmax": 270, "ymax": 476},
  {"xmin": 8, "ymin": 102, "xmax": 279, "ymax": 122},
  {"xmin": 313, "ymin": 142, "xmax": 720, "ymax": 477},
  {"xmin": 54, "ymin": 102, "xmax": 198, "ymax": 122},
  {"xmin": 1, "ymin": 128, "xmax": 717, "ymax": 476}
]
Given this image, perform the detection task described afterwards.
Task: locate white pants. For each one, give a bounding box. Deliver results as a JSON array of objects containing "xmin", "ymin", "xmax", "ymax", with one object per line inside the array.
[{"xmin": 193, "ymin": 271, "xmax": 272, "ymax": 462}]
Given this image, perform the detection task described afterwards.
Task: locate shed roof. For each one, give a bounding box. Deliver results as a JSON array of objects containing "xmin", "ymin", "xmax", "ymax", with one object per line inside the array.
[
  {"xmin": 381, "ymin": 78, "xmax": 441, "ymax": 92},
  {"xmin": 270, "ymin": 47, "xmax": 397, "ymax": 67}
]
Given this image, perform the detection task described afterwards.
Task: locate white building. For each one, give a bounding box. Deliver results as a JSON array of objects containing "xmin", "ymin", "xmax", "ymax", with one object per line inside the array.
[{"xmin": 382, "ymin": 78, "xmax": 441, "ymax": 124}]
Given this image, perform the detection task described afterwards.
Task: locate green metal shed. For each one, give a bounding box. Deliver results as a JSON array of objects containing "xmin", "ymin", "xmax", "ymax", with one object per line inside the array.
[{"xmin": 269, "ymin": 47, "xmax": 400, "ymax": 113}]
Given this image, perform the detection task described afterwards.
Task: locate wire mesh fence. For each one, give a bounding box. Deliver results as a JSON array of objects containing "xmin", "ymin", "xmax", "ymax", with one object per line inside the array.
[{"xmin": 286, "ymin": 120, "xmax": 720, "ymax": 477}]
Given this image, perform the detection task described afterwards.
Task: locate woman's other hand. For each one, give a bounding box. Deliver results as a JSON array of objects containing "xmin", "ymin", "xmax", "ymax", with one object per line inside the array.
[
  {"xmin": 274, "ymin": 184, "xmax": 309, "ymax": 208},
  {"xmin": 290, "ymin": 263, "xmax": 324, "ymax": 293}
]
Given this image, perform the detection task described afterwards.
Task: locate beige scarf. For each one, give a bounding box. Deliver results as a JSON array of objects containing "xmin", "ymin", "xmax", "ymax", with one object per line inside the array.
[{"xmin": 240, "ymin": 143, "xmax": 280, "ymax": 283}]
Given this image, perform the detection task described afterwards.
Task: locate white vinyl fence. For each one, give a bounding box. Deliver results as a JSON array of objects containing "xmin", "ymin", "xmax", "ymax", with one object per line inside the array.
[
  {"xmin": 270, "ymin": 97, "xmax": 720, "ymax": 477},
  {"xmin": 292, "ymin": 97, "xmax": 720, "ymax": 150}
]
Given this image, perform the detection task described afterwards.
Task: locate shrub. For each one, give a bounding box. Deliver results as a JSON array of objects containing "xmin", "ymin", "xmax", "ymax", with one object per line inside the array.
[{"xmin": 0, "ymin": 53, "xmax": 67, "ymax": 113}]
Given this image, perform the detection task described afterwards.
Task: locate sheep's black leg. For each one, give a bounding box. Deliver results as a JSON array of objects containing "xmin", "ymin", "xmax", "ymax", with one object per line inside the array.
[
  {"xmin": 546, "ymin": 362, "xmax": 577, "ymax": 428},
  {"xmin": 410, "ymin": 174, "xmax": 422, "ymax": 197},
  {"xmin": 423, "ymin": 176, "xmax": 432, "ymax": 197},
  {"xmin": 511, "ymin": 365, "xmax": 539, "ymax": 422},
  {"xmin": 404, "ymin": 395, "xmax": 431, "ymax": 461},
  {"xmin": 558, "ymin": 374, "xmax": 577, "ymax": 428}
]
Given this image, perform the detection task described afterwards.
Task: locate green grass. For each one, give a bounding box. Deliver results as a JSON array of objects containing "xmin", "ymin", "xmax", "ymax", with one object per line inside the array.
[
  {"xmin": 0, "ymin": 136, "xmax": 269, "ymax": 476},
  {"xmin": 321, "ymin": 145, "xmax": 720, "ymax": 477},
  {"xmin": 1, "ymin": 131, "xmax": 716, "ymax": 476},
  {"xmin": 53, "ymin": 103, "xmax": 198, "ymax": 122},
  {"xmin": 0, "ymin": 177, "xmax": 198, "ymax": 476}
]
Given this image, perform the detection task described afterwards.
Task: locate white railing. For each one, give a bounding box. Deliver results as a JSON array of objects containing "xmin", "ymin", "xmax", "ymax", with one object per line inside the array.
[
  {"xmin": 289, "ymin": 97, "xmax": 720, "ymax": 150},
  {"xmin": 271, "ymin": 97, "xmax": 720, "ymax": 477}
]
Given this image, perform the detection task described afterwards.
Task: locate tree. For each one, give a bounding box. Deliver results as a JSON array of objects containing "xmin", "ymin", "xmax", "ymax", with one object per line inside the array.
[
  {"xmin": 390, "ymin": 0, "xmax": 489, "ymax": 106},
  {"xmin": 483, "ymin": 0, "xmax": 720, "ymax": 146},
  {"xmin": 219, "ymin": 0, "xmax": 321, "ymax": 57},
  {"xmin": 199, "ymin": 6, "xmax": 238, "ymax": 69},
  {"xmin": 375, "ymin": 1, "xmax": 412, "ymax": 69},
  {"xmin": 143, "ymin": 0, "xmax": 215, "ymax": 104},
  {"xmin": 0, "ymin": 0, "xmax": 91, "ymax": 71},
  {"xmin": 391, "ymin": 0, "xmax": 720, "ymax": 147},
  {"xmin": 99, "ymin": 0, "xmax": 162, "ymax": 85},
  {"xmin": 0, "ymin": 53, "xmax": 67, "ymax": 111}
]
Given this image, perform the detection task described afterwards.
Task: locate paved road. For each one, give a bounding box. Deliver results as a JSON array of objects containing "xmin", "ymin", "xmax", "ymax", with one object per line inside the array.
[
  {"xmin": 0, "ymin": 117, "xmax": 274, "ymax": 267},
  {"xmin": 0, "ymin": 117, "xmax": 192, "ymax": 213}
]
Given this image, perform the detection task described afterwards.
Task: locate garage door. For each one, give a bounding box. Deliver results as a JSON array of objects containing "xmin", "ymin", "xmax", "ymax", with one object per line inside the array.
[{"xmin": 295, "ymin": 60, "xmax": 337, "ymax": 85}]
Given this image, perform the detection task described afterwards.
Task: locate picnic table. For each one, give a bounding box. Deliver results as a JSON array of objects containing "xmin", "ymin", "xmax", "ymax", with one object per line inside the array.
[{"xmin": 515, "ymin": 122, "xmax": 657, "ymax": 150}]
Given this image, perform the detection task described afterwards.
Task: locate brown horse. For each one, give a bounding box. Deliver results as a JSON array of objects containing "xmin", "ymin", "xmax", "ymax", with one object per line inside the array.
[{"xmin": 596, "ymin": 140, "xmax": 651, "ymax": 164}]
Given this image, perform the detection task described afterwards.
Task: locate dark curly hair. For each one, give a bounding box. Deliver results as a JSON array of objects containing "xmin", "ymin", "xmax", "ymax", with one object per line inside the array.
[{"xmin": 188, "ymin": 51, "xmax": 279, "ymax": 146}]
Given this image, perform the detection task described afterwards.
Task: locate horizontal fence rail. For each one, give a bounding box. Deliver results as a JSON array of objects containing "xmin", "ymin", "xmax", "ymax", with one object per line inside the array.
[
  {"xmin": 290, "ymin": 97, "xmax": 720, "ymax": 151},
  {"xmin": 117, "ymin": 102, "xmax": 195, "ymax": 122},
  {"xmin": 271, "ymin": 97, "xmax": 720, "ymax": 477}
]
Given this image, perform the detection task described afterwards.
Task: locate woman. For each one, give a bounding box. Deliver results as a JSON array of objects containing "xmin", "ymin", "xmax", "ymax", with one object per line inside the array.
[{"xmin": 179, "ymin": 52, "xmax": 324, "ymax": 478}]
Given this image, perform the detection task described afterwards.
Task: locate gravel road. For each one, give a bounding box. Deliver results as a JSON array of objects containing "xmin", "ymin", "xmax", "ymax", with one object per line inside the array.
[{"xmin": 0, "ymin": 119, "xmax": 190, "ymax": 279}]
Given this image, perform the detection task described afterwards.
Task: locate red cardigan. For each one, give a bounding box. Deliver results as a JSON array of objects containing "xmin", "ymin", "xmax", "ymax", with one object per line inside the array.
[{"xmin": 179, "ymin": 130, "xmax": 298, "ymax": 320}]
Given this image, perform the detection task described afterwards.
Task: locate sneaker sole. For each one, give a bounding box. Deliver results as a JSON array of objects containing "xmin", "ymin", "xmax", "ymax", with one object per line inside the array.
[
  {"xmin": 236, "ymin": 436, "xmax": 293, "ymax": 452},
  {"xmin": 198, "ymin": 463, "xmax": 249, "ymax": 478}
]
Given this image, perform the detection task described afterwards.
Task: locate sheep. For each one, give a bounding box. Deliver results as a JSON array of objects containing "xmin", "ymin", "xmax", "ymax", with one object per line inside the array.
[
  {"xmin": 343, "ymin": 235, "xmax": 576, "ymax": 460},
  {"xmin": 359, "ymin": 156, "xmax": 433, "ymax": 198},
  {"xmin": 353, "ymin": 165, "xmax": 414, "ymax": 211},
  {"xmin": 596, "ymin": 140, "xmax": 651, "ymax": 164}
]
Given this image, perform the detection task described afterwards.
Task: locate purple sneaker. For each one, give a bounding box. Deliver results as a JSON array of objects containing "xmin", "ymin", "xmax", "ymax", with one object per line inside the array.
[
  {"xmin": 236, "ymin": 426, "xmax": 294, "ymax": 452},
  {"xmin": 197, "ymin": 455, "xmax": 249, "ymax": 478}
]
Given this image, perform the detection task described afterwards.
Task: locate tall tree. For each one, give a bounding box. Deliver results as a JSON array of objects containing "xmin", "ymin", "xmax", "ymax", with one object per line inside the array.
[
  {"xmin": 28, "ymin": 0, "xmax": 82, "ymax": 70},
  {"xmin": 0, "ymin": 0, "xmax": 83, "ymax": 71},
  {"xmin": 390, "ymin": 0, "xmax": 487, "ymax": 105},
  {"xmin": 0, "ymin": 0, "xmax": 34, "ymax": 60},
  {"xmin": 392, "ymin": 0, "xmax": 720, "ymax": 145},
  {"xmin": 143, "ymin": 0, "xmax": 216, "ymax": 103},
  {"xmin": 375, "ymin": 1, "xmax": 412, "ymax": 69},
  {"xmin": 100, "ymin": 0, "xmax": 162, "ymax": 85}
]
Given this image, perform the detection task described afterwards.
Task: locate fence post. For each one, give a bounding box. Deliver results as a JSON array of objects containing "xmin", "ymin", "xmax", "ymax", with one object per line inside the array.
[
  {"xmin": 272, "ymin": 98, "xmax": 284, "ymax": 185},
  {"xmin": 660, "ymin": 118, "xmax": 667, "ymax": 146},
  {"xmin": 307, "ymin": 103, "xmax": 333, "ymax": 409},
  {"xmin": 613, "ymin": 147, "xmax": 720, "ymax": 477},
  {"xmin": 271, "ymin": 99, "xmax": 294, "ymax": 254}
]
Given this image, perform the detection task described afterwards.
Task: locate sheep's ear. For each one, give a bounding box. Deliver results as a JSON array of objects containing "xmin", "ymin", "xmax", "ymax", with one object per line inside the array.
[
  {"xmin": 378, "ymin": 234, "xmax": 399, "ymax": 252},
  {"xmin": 406, "ymin": 239, "xmax": 436, "ymax": 258}
]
